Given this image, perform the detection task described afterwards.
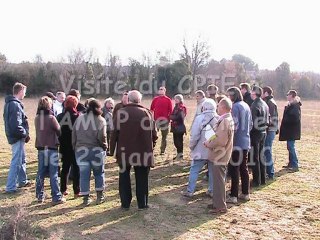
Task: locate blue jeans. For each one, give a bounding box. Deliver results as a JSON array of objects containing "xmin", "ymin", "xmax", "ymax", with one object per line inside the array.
[
  {"xmin": 287, "ymin": 140, "xmax": 299, "ymax": 168},
  {"xmin": 36, "ymin": 150, "xmax": 62, "ymax": 202},
  {"xmin": 187, "ymin": 159, "xmax": 213, "ymax": 194},
  {"xmin": 76, "ymin": 148, "xmax": 106, "ymax": 195},
  {"xmin": 264, "ymin": 131, "xmax": 276, "ymax": 178},
  {"xmin": 6, "ymin": 140, "xmax": 28, "ymax": 192}
]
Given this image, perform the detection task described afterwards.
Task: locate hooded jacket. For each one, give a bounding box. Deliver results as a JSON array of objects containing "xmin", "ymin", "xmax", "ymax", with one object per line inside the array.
[{"xmin": 3, "ymin": 95, "xmax": 29, "ymax": 144}]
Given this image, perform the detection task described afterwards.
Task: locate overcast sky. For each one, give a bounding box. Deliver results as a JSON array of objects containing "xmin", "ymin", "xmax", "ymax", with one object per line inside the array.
[{"xmin": 1, "ymin": 0, "xmax": 319, "ymax": 72}]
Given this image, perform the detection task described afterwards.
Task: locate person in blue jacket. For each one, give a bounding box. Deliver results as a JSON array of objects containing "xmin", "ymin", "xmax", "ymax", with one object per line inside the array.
[{"xmin": 3, "ymin": 82, "xmax": 31, "ymax": 193}]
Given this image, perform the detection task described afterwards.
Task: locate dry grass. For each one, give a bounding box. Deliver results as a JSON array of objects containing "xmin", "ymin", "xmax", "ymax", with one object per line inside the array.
[{"xmin": 0, "ymin": 97, "xmax": 320, "ymax": 240}]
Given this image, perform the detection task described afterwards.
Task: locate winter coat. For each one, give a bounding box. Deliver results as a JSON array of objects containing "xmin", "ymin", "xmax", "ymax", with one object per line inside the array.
[
  {"xmin": 170, "ymin": 103, "xmax": 187, "ymax": 134},
  {"xmin": 263, "ymin": 96, "xmax": 279, "ymax": 132},
  {"xmin": 279, "ymin": 98, "xmax": 302, "ymax": 141},
  {"xmin": 3, "ymin": 95, "xmax": 29, "ymax": 144},
  {"xmin": 189, "ymin": 110, "xmax": 219, "ymax": 160},
  {"xmin": 110, "ymin": 104, "xmax": 157, "ymax": 167}
]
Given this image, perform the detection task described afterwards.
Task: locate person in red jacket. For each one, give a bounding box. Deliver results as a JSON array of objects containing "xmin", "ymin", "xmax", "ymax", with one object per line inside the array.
[{"xmin": 150, "ymin": 87, "xmax": 173, "ymax": 155}]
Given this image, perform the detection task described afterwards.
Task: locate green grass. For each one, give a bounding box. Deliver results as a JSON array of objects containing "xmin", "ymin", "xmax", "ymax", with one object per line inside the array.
[{"xmin": 0, "ymin": 98, "xmax": 320, "ymax": 239}]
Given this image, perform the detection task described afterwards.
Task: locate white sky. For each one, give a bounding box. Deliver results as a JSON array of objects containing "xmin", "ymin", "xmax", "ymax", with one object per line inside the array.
[{"xmin": 1, "ymin": 0, "xmax": 319, "ymax": 72}]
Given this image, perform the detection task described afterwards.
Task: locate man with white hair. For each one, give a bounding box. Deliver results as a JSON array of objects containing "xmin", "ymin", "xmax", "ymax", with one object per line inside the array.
[
  {"xmin": 181, "ymin": 99, "xmax": 218, "ymax": 197},
  {"xmin": 110, "ymin": 90, "xmax": 158, "ymax": 210},
  {"xmin": 204, "ymin": 97, "xmax": 234, "ymax": 214},
  {"xmin": 53, "ymin": 91, "xmax": 66, "ymax": 116}
]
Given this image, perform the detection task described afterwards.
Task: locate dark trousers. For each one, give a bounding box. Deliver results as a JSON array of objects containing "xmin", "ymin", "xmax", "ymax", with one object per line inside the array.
[
  {"xmin": 229, "ymin": 149, "xmax": 249, "ymax": 197},
  {"xmin": 60, "ymin": 152, "xmax": 80, "ymax": 194},
  {"xmin": 173, "ymin": 133, "xmax": 184, "ymax": 155},
  {"xmin": 119, "ymin": 165, "xmax": 150, "ymax": 208},
  {"xmin": 107, "ymin": 130, "xmax": 111, "ymax": 153},
  {"xmin": 250, "ymin": 132, "xmax": 267, "ymax": 186}
]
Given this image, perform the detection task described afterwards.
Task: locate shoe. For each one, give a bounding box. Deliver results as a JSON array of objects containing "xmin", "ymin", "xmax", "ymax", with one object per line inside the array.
[
  {"xmin": 226, "ymin": 196, "xmax": 238, "ymax": 204},
  {"xmin": 74, "ymin": 193, "xmax": 81, "ymax": 199},
  {"xmin": 282, "ymin": 164, "xmax": 292, "ymax": 169},
  {"xmin": 96, "ymin": 191, "xmax": 105, "ymax": 205},
  {"xmin": 52, "ymin": 198, "xmax": 66, "ymax": 205},
  {"xmin": 4, "ymin": 189, "xmax": 20, "ymax": 194},
  {"xmin": 206, "ymin": 190, "xmax": 213, "ymax": 198},
  {"xmin": 181, "ymin": 190, "xmax": 193, "ymax": 198},
  {"xmin": 266, "ymin": 175, "xmax": 275, "ymax": 180},
  {"xmin": 160, "ymin": 152, "xmax": 165, "ymax": 156},
  {"xmin": 121, "ymin": 206, "xmax": 130, "ymax": 211},
  {"xmin": 37, "ymin": 198, "xmax": 45, "ymax": 203},
  {"xmin": 17, "ymin": 181, "xmax": 32, "ymax": 188},
  {"xmin": 83, "ymin": 195, "xmax": 92, "ymax": 206},
  {"xmin": 62, "ymin": 191, "xmax": 69, "ymax": 196},
  {"xmin": 138, "ymin": 205, "xmax": 149, "ymax": 211},
  {"xmin": 238, "ymin": 194, "xmax": 250, "ymax": 201},
  {"xmin": 288, "ymin": 167, "xmax": 299, "ymax": 172},
  {"xmin": 208, "ymin": 207, "xmax": 227, "ymax": 214}
]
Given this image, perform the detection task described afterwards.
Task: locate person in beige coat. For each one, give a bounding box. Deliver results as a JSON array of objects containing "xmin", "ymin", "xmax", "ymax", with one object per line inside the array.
[{"xmin": 204, "ymin": 97, "xmax": 234, "ymax": 214}]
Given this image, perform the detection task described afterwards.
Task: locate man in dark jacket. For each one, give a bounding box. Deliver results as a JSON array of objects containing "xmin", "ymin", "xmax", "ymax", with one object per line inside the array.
[
  {"xmin": 262, "ymin": 86, "xmax": 279, "ymax": 179},
  {"xmin": 240, "ymin": 83, "xmax": 254, "ymax": 107},
  {"xmin": 250, "ymin": 86, "xmax": 269, "ymax": 187},
  {"xmin": 279, "ymin": 90, "xmax": 301, "ymax": 171},
  {"xmin": 110, "ymin": 90, "xmax": 157, "ymax": 210},
  {"xmin": 3, "ymin": 82, "xmax": 31, "ymax": 193}
]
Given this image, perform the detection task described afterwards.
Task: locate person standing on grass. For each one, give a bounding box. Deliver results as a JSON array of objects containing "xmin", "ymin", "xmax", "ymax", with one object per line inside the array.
[
  {"xmin": 57, "ymin": 95, "xmax": 80, "ymax": 198},
  {"xmin": 193, "ymin": 90, "xmax": 207, "ymax": 120},
  {"xmin": 170, "ymin": 94, "xmax": 187, "ymax": 160},
  {"xmin": 35, "ymin": 96, "xmax": 65, "ymax": 204},
  {"xmin": 204, "ymin": 98, "xmax": 234, "ymax": 214},
  {"xmin": 113, "ymin": 90, "xmax": 129, "ymax": 120},
  {"xmin": 102, "ymin": 97, "xmax": 115, "ymax": 155},
  {"xmin": 150, "ymin": 87, "xmax": 173, "ymax": 155},
  {"xmin": 279, "ymin": 90, "xmax": 301, "ymax": 171},
  {"xmin": 3, "ymin": 82, "xmax": 31, "ymax": 193},
  {"xmin": 110, "ymin": 90, "xmax": 157, "ymax": 210},
  {"xmin": 240, "ymin": 83, "xmax": 254, "ymax": 107},
  {"xmin": 250, "ymin": 86, "xmax": 269, "ymax": 187},
  {"xmin": 226, "ymin": 87, "xmax": 252, "ymax": 204},
  {"xmin": 181, "ymin": 99, "xmax": 218, "ymax": 198},
  {"xmin": 72, "ymin": 99, "xmax": 107, "ymax": 206},
  {"xmin": 53, "ymin": 91, "xmax": 66, "ymax": 117},
  {"xmin": 262, "ymin": 86, "xmax": 279, "ymax": 179}
]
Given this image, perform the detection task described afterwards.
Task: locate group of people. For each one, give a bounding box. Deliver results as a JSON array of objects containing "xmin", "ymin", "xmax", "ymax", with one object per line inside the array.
[{"xmin": 3, "ymin": 81, "xmax": 301, "ymax": 214}]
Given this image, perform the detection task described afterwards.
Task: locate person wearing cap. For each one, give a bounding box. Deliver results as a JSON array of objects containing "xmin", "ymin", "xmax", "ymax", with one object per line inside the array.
[
  {"xmin": 262, "ymin": 86, "xmax": 279, "ymax": 179},
  {"xmin": 279, "ymin": 90, "xmax": 301, "ymax": 171},
  {"xmin": 150, "ymin": 87, "xmax": 173, "ymax": 155},
  {"xmin": 181, "ymin": 99, "xmax": 218, "ymax": 198}
]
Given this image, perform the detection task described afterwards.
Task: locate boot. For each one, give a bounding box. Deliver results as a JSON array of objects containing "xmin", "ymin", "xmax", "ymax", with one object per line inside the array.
[
  {"xmin": 83, "ymin": 195, "xmax": 92, "ymax": 206},
  {"xmin": 96, "ymin": 191, "xmax": 105, "ymax": 205}
]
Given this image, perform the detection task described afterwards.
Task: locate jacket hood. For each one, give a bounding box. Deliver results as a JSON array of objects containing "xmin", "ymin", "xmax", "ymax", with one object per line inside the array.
[
  {"xmin": 5, "ymin": 95, "xmax": 20, "ymax": 104},
  {"xmin": 200, "ymin": 110, "xmax": 218, "ymax": 129}
]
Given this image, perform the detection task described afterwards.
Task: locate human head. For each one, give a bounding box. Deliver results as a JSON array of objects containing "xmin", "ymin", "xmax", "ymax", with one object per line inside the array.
[
  {"xmin": 121, "ymin": 91, "xmax": 129, "ymax": 105},
  {"xmin": 56, "ymin": 91, "xmax": 66, "ymax": 103},
  {"xmin": 251, "ymin": 86, "xmax": 263, "ymax": 100},
  {"xmin": 38, "ymin": 96, "xmax": 53, "ymax": 111},
  {"xmin": 68, "ymin": 89, "xmax": 81, "ymax": 101},
  {"xmin": 174, "ymin": 94, "xmax": 184, "ymax": 104},
  {"xmin": 128, "ymin": 90, "xmax": 142, "ymax": 104},
  {"xmin": 158, "ymin": 86, "xmax": 166, "ymax": 96},
  {"xmin": 226, "ymin": 87, "xmax": 243, "ymax": 103},
  {"xmin": 262, "ymin": 86, "xmax": 273, "ymax": 99},
  {"xmin": 46, "ymin": 92, "xmax": 56, "ymax": 101},
  {"xmin": 84, "ymin": 97, "xmax": 95, "ymax": 108},
  {"xmin": 201, "ymin": 99, "xmax": 216, "ymax": 112},
  {"xmin": 195, "ymin": 90, "xmax": 205, "ymax": 103},
  {"xmin": 87, "ymin": 99, "xmax": 102, "ymax": 116},
  {"xmin": 64, "ymin": 95, "xmax": 79, "ymax": 110},
  {"xmin": 104, "ymin": 97, "xmax": 115, "ymax": 109},
  {"xmin": 13, "ymin": 82, "xmax": 27, "ymax": 100},
  {"xmin": 287, "ymin": 89, "xmax": 298, "ymax": 103},
  {"xmin": 217, "ymin": 97, "xmax": 232, "ymax": 116},
  {"xmin": 206, "ymin": 84, "xmax": 219, "ymax": 98},
  {"xmin": 240, "ymin": 83, "xmax": 251, "ymax": 96}
]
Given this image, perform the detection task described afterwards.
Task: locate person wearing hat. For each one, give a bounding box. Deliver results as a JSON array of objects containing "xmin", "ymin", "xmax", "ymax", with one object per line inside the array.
[{"xmin": 279, "ymin": 90, "xmax": 302, "ymax": 171}]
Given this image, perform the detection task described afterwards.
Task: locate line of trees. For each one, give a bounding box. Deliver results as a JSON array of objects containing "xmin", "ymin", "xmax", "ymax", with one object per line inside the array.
[{"xmin": 1, "ymin": 41, "xmax": 320, "ymax": 98}]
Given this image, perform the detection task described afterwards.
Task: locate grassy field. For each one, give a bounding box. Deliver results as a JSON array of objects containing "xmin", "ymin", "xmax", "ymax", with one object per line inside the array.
[{"xmin": 0, "ymin": 97, "xmax": 320, "ymax": 240}]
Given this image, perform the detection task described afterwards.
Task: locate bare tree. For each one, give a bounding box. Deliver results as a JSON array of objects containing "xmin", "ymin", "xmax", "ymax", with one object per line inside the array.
[{"xmin": 180, "ymin": 37, "xmax": 210, "ymax": 91}]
